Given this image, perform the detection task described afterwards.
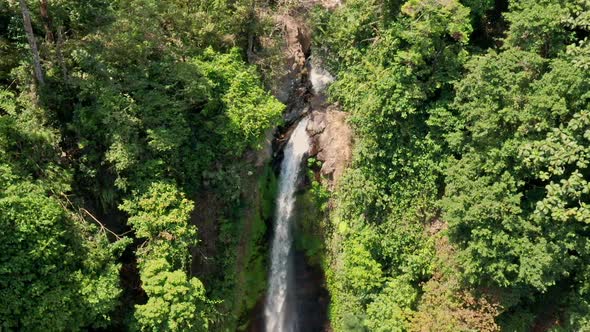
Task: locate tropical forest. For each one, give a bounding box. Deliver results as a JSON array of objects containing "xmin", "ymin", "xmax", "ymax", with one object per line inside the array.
[{"xmin": 1, "ymin": 0, "xmax": 589, "ymax": 331}]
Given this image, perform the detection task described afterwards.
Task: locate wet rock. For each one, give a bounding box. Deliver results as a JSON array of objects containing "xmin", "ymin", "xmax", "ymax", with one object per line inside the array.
[
  {"xmin": 285, "ymin": 105, "xmax": 310, "ymax": 125},
  {"xmin": 293, "ymin": 250, "xmax": 330, "ymax": 332}
]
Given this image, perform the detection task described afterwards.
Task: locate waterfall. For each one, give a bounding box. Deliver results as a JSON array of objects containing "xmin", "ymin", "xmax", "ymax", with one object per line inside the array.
[
  {"xmin": 264, "ymin": 118, "xmax": 310, "ymax": 332},
  {"xmin": 308, "ymin": 57, "xmax": 334, "ymax": 95}
]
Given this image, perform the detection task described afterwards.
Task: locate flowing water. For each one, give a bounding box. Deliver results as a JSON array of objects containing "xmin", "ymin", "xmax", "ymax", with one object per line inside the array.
[{"xmin": 264, "ymin": 118, "xmax": 310, "ymax": 332}]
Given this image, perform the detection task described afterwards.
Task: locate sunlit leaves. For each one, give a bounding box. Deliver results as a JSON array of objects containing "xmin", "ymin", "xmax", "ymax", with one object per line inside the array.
[
  {"xmin": 444, "ymin": 16, "xmax": 590, "ymax": 301},
  {"xmin": 0, "ymin": 172, "xmax": 123, "ymax": 331},
  {"xmin": 134, "ymin": 259, "xmax": 213, "ymax": 332},
  {"xmin": 195, "ymin": 48, "xmax": 284, "ymax": 156}
]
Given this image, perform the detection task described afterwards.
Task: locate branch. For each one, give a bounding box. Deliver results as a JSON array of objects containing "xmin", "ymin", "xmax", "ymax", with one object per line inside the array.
[{"xmin": 80, "ymin": 208, "xmax": 124, "ymax": 240}]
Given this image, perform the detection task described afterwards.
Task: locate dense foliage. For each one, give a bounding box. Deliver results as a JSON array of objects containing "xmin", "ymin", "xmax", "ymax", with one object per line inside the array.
[
  {"xmin": 314, "ymin": 0, "xmax": 590, "ymax": 330},
  {"xmin": 0, "ymin": 89, "xmax": 127, "ymax": 331},
  {"xmin": 2, "ymin": 0, "xmax": 590, "ymax": 330},
  {"xmin": 1, "ymin": 0, "xmax": 281, "ymax": 330},
  {"xmin": 0, "ymin": 168, "xmax": 124, "ymax": 331}
]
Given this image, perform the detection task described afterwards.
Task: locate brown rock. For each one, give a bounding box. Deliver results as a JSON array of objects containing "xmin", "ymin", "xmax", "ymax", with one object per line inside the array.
[{"xmin": 307, "ymin": 107, "xmax": 353, "ymax": 189}]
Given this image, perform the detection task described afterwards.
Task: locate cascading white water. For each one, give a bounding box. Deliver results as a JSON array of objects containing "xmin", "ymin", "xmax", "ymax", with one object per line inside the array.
[
  {"xmin": 309, "ymin": 57, "xmax": 334, "ymax": 95},
  {"xmin": 264, "ymin": 118, "xmax": 310, "ymax": 332}
]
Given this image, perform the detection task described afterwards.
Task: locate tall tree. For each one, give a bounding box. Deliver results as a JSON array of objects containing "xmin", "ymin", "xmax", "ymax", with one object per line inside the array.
[
  {"xmin": 18, "ymin": 0, "xmax": 44, "ymax": 85},
  {"xmin": 38, "ymin": 0, "xmax": 54, "ymax": 42}
]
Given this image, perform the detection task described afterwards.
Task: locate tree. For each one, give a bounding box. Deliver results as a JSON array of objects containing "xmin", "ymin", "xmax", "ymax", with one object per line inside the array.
[
  {"xmin": 18, "ymin": 0, "xmax": 44, "ymax": 85},
  {"xmin": 1, "ymin": 0, "xmax": 286, "ymax": 331},
  {"xmin": 365, "ymin": 277, "xmax": 418, "ymax": 332},
  {"xmin": 0, "ymin": 170, "xmax": 124, "ymax": 331},
  {"xmin": 120, "ymin": 181, "xmax": 197, "ymax": 264},
  {"xmin": 133, "ymin": 259, "xmax": 213, "ymax": 332},
  {"xmin": 120, "ymin": 182, "xmax": 217, "ymax": 331},
  {"xmin": 503, "ymin": 0, "xmax": 574, "ymax": 57},
  {"xmin": 442, "ymin": 15, "xmax": 590, "ymax": 325},
  {"xmin": 314, "ymin": 0, "xmax": 474, "ymax": 329}
]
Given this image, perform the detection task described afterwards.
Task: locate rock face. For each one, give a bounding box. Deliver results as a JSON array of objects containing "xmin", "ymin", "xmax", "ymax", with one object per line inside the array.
[
  {"xmin": 273, "ymin": 12, "xmax": 312, "ymax": 104},
  {"xmin": 307, "ymin": 106, "xmax": 353, "ymax": 189},
  {"xmin": 249, "ymin": 0, "xmax": 342, "ymax": 111}
]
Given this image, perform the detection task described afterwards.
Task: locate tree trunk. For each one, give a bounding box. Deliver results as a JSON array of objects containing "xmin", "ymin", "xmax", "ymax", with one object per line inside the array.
[
  {"xmin": 39, "ymin": 0, "xmax": 55, "ymax": 43},
  {"xmin": 56, "ymin": 26, "xmax": 68, "ymax": 81},
  {"xmin": 19, "ymin": 0, "xmax": 45, "ymax": 85},
  {"xmin": 38, "ymin": 0, "xmax": 68, "ymax": 81}
]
